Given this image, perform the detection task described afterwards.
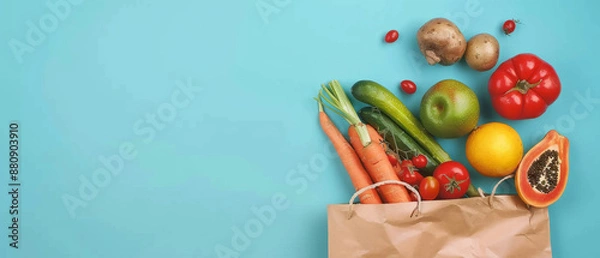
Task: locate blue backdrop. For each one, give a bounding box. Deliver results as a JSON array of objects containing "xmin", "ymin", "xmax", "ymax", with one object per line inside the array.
[{"xmin": 1, "ymin": 0, "xmax": 598, "ymax": 257}]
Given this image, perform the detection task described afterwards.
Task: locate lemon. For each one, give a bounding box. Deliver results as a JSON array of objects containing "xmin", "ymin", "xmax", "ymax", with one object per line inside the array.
[{"xmin": 465, "ymin": 122, "xmax": 524, "ymax": 177}]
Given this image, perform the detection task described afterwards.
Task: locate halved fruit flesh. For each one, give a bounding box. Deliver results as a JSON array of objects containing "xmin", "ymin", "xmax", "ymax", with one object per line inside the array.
[{"xmin": 515, "ymin": 130, "xmax": 569, "ymax": 208}]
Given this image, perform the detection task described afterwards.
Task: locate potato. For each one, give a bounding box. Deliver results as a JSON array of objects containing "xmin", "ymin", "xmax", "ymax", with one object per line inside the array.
[
  {"xmin": 465, "ymin": 33, "xmax": 500, "ymax": 71},
  {"xmin": 417, "ymin": 18, "xmax": 466, "ymax": 66}
]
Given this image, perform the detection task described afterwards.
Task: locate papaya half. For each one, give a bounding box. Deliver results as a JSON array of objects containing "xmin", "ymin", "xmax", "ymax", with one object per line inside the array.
[{"xmin": 515, "ymin": 130, "xmax": 569, "ymax": 208}]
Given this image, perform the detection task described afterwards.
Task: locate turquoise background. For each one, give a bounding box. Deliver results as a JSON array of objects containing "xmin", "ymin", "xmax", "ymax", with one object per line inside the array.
[{"xmin": 1, "ymin": 0, "xmax": 598, "ymax": 257}]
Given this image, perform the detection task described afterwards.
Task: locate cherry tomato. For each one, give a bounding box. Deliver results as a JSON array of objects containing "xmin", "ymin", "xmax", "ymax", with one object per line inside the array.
[
  {"xmin": 433, "ymin": 161, "xmax": 471, "ymax": 199},
  {"xmin": 400, "ymin": 159, "xmax": 414, "ymax": 169},
  {"xmin": 502, "ymin": 19, "xmax": 519, "ymax": 35},
  {"xmin": 419, "ymin": 176, "xmax": 440, "ymax": 200},
  {"xmin": 384, "ymin": 30, "xmax": 399, "ymax": 43},
  {"xmin": 411, "ymin": 154, "xmax": 428, "ymax": 169},
  {"xmin": 399, "ymin": 167, "xmax": 424, "ymax": 186},
  {"xmin": 400, "ymin": 80, "xmax": 417, "ymax": 94},
  {"xmin": 387, "ymin": 154, "xmax": 398, "ymax": 166},
  {"xmin": 409, "ymin": 191, "xmax": 419, "ymax": 202}
]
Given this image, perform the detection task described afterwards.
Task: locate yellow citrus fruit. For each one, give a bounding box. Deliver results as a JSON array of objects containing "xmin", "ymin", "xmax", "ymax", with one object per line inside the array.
[{"xmin": 465, "ymin": 122, "xmax": 524, "ymax": 177}]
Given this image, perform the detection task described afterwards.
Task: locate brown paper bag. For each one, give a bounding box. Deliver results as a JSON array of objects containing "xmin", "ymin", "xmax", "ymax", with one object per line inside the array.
[{"xmin": 327, "ymin": 180, "xmax": 552, "ymax": 258}]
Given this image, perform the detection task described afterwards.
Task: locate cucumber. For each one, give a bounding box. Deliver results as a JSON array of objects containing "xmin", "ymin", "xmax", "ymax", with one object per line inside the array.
[
  {"xmin": 359, "ymin": 106, "xmax": 438, "ymax": 176},
  {"xmin": 351, "ymin": 80, "xmax": 451, "ymax": 164}
]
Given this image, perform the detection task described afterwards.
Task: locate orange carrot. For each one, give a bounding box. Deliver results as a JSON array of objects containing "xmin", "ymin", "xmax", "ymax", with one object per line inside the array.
[
  {"xmin": 317, "ymin": 79, "xmax": 410, "ymax": 203},
  {"xmin": 363, "ymin": 123, "xmax": 403, "ymax": 178},
  {"xmin": 317, "ymin": 100, "xmax": 383, "ymax": 204},
  {"xmin": 348, "ymin": 124, "xmax": 411, "ymax": 203},
  {"xmin": 393, "ymin": 162, "xmax": 403, "ymax": 176}
]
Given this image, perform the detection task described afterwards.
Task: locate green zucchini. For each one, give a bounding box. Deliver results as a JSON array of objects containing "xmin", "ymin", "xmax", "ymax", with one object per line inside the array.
[
  {"xmin": 359, "ymin": 106, "xmax": 438, "ymax": 176},
  {"xmin": 351, "ymin": 80, "xmax": 451, "ymax": 164}
]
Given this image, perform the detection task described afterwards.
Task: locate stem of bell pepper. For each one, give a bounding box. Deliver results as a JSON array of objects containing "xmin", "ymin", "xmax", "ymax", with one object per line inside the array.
[{"xmin": 509, "ymin": 79, "xmax": 542, "ymax": 94}]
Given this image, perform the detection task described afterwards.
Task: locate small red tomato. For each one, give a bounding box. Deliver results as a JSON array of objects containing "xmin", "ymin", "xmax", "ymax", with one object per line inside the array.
[
  {"xmin": 400, "ymin": 80, "xmax": 417, "ymax": 94},
  {"xmin": 502, "ymin": 19, "xmax": 519, "ymax": 35},
  {"xmin": 384, "ymin": 30, "xmax": 399, "ymax": 43},
  {"xmin": 400, "ymin": 159, "xmax": 414, "ymax": 169},
  {"xmin": 399, "ymin": 167, "xmax": 424, "ymax": 186},
  {"xmin": 411, "ymin": 154, "xmax": 428, "ymax": 169},
  {"xmin": 419, "ymin": 176, "xmax": 440, "ymax": 200},
  {"xmin": 409, "ymin": 191, "xmax": 419, "ymax": 202},
  {"xmin": 387, "ymin": 154, "xmax": 398, "ymax": 166}
]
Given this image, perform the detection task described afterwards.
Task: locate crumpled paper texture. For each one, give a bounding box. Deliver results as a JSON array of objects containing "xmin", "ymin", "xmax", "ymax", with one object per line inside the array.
[{"xmin": 327, "ymin": 195, "xmax": 552, "ymax": 258}]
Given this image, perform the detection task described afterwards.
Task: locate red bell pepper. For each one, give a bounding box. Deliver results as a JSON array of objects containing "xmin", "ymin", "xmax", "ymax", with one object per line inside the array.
[{"xmin": 488, "ymin": 53, "xmax": 561, "ymax": 120}]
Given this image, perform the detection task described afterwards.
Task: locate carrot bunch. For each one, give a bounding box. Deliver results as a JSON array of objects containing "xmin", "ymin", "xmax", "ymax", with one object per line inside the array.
[{"xmin": 316, "ymin": 80, "xmax": 411, "ymax": 204}]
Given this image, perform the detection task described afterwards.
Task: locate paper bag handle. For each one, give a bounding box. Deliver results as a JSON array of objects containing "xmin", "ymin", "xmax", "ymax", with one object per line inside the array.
[
  {"xmin": 347, "ymin": 180, "xmax": 421, "ymax": 220},
  {"xmin": 477, "ymin": 174, "xmax": 515, "ymax": 208}
]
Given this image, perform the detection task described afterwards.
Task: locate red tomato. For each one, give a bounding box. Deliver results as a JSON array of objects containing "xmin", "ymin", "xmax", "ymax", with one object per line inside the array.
[
  {"xmin": 488, "ymin": 53, "xmax": 561, "ymax": 120},
  {"xmin": 400, "ymin": 80, "xmax": 417, "ymax": 94},
  {"xmin": 384, "ymin": 30, "xmax": 399, "ymax": 43},
  {"xmin": 400, "ymin": 159, "xmax": 414, "ymax": 169},
  {"xmin": 502, "ymin": 19, "xmax": 517, "ymax": 35},
  {"xmin": 399, "ymin": 167, "xmax": 423, "ymax": 186},
  {"xmin": 503, "ymin": 21, "xmax": 515, "ymax": 33},
  {"xmin": 433, "ymin": 161, "xmax": 471, "ymax": 199},
  {"xmin": 387, "ymin": 154, "xmax": 398, "ymax": 166},
  {"xmin": 419, "ymin": 176, "xmax": 440, "ymax": 200},
  {"xmin": 411, "ymin": 154, "xmax": 428, "ymax": 169},
  {"xmin": 409, "ymin": 192, "xmax": 419, "ymax": 202}
]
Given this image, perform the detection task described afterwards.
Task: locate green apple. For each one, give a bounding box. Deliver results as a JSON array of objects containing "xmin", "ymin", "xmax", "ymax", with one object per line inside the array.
[{"xmin": 420, "ymin": 79, "xmax": 480, "ymax": 138}]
